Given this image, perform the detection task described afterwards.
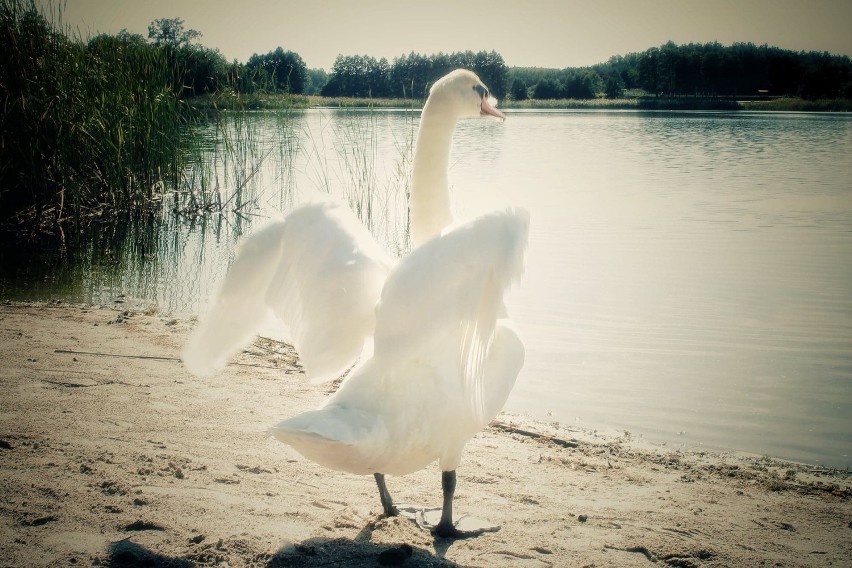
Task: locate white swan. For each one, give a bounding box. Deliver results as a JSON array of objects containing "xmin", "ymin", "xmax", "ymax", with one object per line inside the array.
[{"xmin": 183, "ymin": 69, "xmax": 529, "ymax": 538}]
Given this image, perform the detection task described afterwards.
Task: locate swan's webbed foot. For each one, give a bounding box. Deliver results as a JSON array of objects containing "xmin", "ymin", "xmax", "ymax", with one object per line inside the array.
[
  {"xmin": 434, "ymin": 520, "xmax": 465, "ymax": 539},
  {"xmin": 374, "ymin": 473, "xmax": 399, "ymax": 517},
  {"xmin": 430, "ymin": 470, "xmax": 500, "ymax": 539},
  {"xmin": 394, "ymin": 471, "xmax": 501, "ymax": 538},
  {"xmin": 412, "ymin": 508, "xmax": 501, "ymax": 539}
]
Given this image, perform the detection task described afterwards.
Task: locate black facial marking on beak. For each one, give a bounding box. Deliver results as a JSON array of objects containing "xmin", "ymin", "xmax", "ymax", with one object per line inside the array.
[{"xmin": 473, "ymin": 84, "xmax": 488, "ymax": 99}]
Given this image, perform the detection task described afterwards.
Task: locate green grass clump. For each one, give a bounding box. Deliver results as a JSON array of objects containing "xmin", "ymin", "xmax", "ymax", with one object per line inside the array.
[
  {"xmin": 0, "ymin": 0, "xmax": 193, "ymax": 233},
  {"xmin": 190, "ymin": 92, "xmax": 422, "ymax": 111},
  {"xmin": 501, "ymin": 97, "xmax": 743, "ymax": 111},
  {"xmin": 635, "ymin": 97, "xmax": 740, "ymax": 111},
  {"xmin": 739, "ymin": 97, "xmax": 852, "ymax": 112},
  {"xmin": 188, "ymin": 90, "xmax": 311, "ymax": 112},
  {"xmin": 501, "ymin": 98, "xmax": 640, "ymax": 110},
  {"xmin": 307, "ymin": 95, "xmax": 420, "ymax": 109}
]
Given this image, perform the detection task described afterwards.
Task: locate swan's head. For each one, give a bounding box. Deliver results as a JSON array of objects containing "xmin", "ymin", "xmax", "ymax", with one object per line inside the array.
[{"xmin": 428, "ymin": 69, "xmax": 506, "ymax": 121}]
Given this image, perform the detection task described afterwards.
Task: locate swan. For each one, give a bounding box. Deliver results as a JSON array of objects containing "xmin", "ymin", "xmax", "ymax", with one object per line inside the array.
[{"xmin": 183, "ymin": 69, "xmax": 529, "ymax": 538}]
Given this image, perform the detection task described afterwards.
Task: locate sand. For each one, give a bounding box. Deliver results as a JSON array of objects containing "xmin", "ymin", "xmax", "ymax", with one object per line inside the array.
[{"xmin": 0, "ymin": 301, "xmax": 849, "ymax": 567}]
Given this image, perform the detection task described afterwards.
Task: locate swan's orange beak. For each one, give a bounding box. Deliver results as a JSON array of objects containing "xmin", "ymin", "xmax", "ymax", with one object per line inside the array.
[{"xmin": 480, "ymin": 96, "xmax": 506, "ymax": 121}]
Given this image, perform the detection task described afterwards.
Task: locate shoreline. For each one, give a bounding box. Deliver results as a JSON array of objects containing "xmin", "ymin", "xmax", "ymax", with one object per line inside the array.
[
  {"xmin": 190, "ymin": 93, "xmax": 852, "ymax": 113},
  {"xmin": 1, "ymin": 301, "xmax": 849, "ymax": 566}
]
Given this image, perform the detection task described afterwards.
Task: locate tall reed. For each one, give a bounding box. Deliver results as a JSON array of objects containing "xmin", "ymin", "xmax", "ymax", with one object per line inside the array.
[
  {"xmin": 327, "ymin": 108, "xmax": 415, "ymax": 253},
  {"xmin": 0, "ymin": 0, "xmax": 192, "ymax": 234}
]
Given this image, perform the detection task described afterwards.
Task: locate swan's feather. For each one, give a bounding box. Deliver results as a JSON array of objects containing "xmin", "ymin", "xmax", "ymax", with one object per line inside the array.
[
  {"xmin": 373, "ymin": 208, "xmax": 529, "ymax": 421},
  {"xmin": 272, "ymin": 402, "xmax": 393, "ymax": 475},
  {"xmin": 183, "ymin": 200, "xmax": 392, "ymax": 382}
]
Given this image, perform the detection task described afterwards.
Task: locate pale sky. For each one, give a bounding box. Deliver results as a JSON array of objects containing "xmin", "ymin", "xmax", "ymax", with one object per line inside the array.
[{"xmin": 53, "ymin": 0, "xmax": 852, "ymax": 70}]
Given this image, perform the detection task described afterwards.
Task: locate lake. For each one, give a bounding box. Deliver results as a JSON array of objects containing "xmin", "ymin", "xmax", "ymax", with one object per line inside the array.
[{"xmin": 2, "ymin": 108, "xmax": 851, "ymax": 468}]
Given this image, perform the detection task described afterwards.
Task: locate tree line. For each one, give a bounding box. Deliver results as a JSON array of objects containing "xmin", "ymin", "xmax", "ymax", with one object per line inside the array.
[
  {"xmin": 511, "ymin": 42, "xmax": 852, "ymax": 100},
  {"xmin": 320, "ymin": 51, "xmax": 509, "ymax": 99},
  {"xmin": 115, "ymin": 20, "xmax": 512, "ymax": 102},
  {"xmin": 44, "ymin": 15, "xmax": 852, "ymax": 103},
  {"xmin": 86, "ymin": 18, "xmax": 318, "ymax": 98},
  {"xmin": 74, "ymin": 20, "xmax": 512, "ymax": 101},
  {"xmin": 275, "ymin": 41, "xmax": 852, "ymax": 102},
  {"xmin": 5, "ymin": 5, "xmax": 852, "ymax": 105}
]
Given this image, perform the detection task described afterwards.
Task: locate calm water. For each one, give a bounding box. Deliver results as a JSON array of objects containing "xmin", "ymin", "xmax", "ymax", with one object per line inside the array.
[{"xmin": 3, "ymin": 109, "xmax": 851, "ymax": 467}]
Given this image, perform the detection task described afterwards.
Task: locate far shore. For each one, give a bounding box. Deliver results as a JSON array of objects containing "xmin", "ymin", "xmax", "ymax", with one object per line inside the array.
[{"xmin": 190, "ymin": 92, "xmax": 852, "ymax": 112}]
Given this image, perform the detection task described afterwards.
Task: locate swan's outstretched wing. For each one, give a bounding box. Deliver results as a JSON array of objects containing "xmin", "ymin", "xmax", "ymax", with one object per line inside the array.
[
  {"xmin": 372, "ymin": 208, "xmax": 530, "ymax": 420},
  {"xmin": 183, "ymin": 200, "xmax": 393, "ymax": 383}
]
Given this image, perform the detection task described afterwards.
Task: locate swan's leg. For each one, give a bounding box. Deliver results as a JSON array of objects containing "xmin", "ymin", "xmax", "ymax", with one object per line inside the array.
[
  {"xmin": 393, "ymin": 469, "xmax": 499, "ymax": 537},
  {"xmin": 434, "ymin": 470, "xmax": 459, "ymax": 538},
  {"xmin": 374, "ymin": 473, "xmax": 399, "ymax": 517}
]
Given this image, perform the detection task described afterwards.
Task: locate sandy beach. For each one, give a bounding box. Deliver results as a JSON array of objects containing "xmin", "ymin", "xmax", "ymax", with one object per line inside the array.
[{"xmin": 0, "ymin": 301, "xmax": 849, "ymax": 567}]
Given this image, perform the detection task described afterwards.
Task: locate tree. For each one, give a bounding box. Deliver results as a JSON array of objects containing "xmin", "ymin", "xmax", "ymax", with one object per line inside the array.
[
  {"xmin": 226, "ymin": 59, "xmax": 254, "ymax": 94},
  {"xmin": 367, "ymin": 57, "xmax": 392, "ymax": 97},
  {"xmin": 511, "ymin": 79, "xmax": 529, "ymax": 100},
  {"xmin": 322, "ymin": 54, "xmax": 390, "ymax": 97},
  {"xmin": 390, "ymin": 51, "xmax": 433, "ymax": 98},
  {"xmin": 116, "ymin": 29, "xmax": 146, "ymax": 46},
  {"xmin": 638, "ymin": 47, "xmax": 660, "ymax": 95},
  {"xmin": 145, "ymin": 17, "xmax": 225, "ymax": 97},
  {"xmin": 562, "ymin": 69, "xmax": 601, "ymax": 99},
  {"xmin": 147, "ymin": 17, "xmax": 201, "ymax": 49},
  {"xmin": 769, "ymin": 53, "xmax": 802, "ymax": 95},
  {"xmin": 246, "ymin": 47, "xmax": 308, "ymax": 94},
  {"xmin": 532, "ymin": 78, "xmax": 561, "ymax": 99},
  {"xmin": 177, "ymin": 45, "xmax": 228, "ymax": 96},
  {"xmin": 305, "ymin": 68, "xmax": 329, "ymax": 95},
  {"xmin": 604, "ymin": 75, "xmax": 624, "ymax": 98},
  {"xmin": 799, "ymin": 54, "xmax": 848, "ymax": 99}
]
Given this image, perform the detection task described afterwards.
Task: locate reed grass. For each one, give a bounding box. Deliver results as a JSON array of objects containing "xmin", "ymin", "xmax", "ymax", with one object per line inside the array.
[
  {"xmin": 189, "ymin": 93, "xmax": 422, "ymax": 111},
  {"xmin": 308, "ymin": 96, "xmax": 420, "ymax": 110},
  {"xmin": 292, "ymin": 107, "xmax": 415, "ymax": 253},
  {"xmin": 738, "ymin": 97, "xmax": 852, "ymax": 112},
  {"xmin": 501, "ymin": 98, "xmax": 641, "ymax": 110},
  {"xmin": 189, "ymin": 90, "xmax": 311, "ymax": 112},
  {"xmin": 0, "ymin": 0, "xmax": 194, "ymax": 235},
  {"xmin": 502, "ymin": 97, "xmax": 742, "ymax": 111}
]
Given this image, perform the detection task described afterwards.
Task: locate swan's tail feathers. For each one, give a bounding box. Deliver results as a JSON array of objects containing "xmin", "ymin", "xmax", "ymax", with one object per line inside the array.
[
  {"xmin": 182, "ymin": 221, "xmax": 289, "ymax": 377},
  {"xmin": 182, "ymin": 200, "xmax": 392, "ymax": 382},
  {"xmin": 270, "ymin": 407, "xmax": 385, "ymax": 474},
  {"xmin": 373, "ymin": 207, "xmax": 530, "ymax": 421}
]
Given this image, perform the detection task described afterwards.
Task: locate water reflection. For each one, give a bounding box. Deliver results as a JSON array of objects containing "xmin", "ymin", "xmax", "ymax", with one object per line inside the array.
[{"xmin": 2, "ymin": 109, "xmax": 851, "ymax": 467}]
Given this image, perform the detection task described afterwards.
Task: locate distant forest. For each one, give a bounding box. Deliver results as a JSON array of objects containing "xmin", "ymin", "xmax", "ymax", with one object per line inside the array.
[
  {"xmin": 206, "ymin": 41, "xmax": 852, "ymax": 102},
  {"xmin": 33, "ymin": 10, "xmax": 850, "ymax": 103},
  {"xmin": 319, "ymin": 42, "xmax": 852, "ymax": 101},
  {"xmin": 320, "ymin": 51, "xmax": 509, "ymax": 99},
  {"xmin": 4, "ymin": 6, "xmax": 852, "ymax": 103},
  {"xmin": 515, "ymin": 41, "xmax": 852, "ymax": 100}
]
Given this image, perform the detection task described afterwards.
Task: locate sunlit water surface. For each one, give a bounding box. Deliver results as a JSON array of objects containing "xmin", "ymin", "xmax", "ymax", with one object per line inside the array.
[{"xmin": 3, "ymin": 109, "xmax": 851, "ymax": 467}]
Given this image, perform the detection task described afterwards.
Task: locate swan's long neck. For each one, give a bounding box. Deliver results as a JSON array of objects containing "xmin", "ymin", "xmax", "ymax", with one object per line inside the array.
[{"xmin": 410, "ymin": 98, "xmax": 456, "ymax": 248}]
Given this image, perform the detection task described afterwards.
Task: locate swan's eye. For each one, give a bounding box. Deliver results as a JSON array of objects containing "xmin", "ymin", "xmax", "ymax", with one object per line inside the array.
[{"xmin": 473, "ymin": 84, "xmax": 488, "ymax": 99}]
